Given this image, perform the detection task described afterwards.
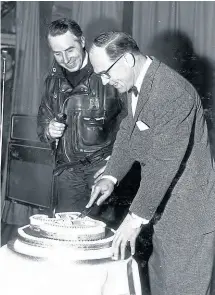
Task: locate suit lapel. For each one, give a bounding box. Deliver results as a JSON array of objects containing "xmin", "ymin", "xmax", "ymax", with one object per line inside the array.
[{"xmin": 129, "ymin": 58, "xmax": 161, "ymax": 138}]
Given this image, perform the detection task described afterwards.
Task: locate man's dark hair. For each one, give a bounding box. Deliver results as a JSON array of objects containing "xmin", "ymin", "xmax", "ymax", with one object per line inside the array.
[
  {"xmin": 92, "ymin": 31, "xmax": 140, "ymax": 60},
  {"xmin": 48, "ymin": 18, "xmax": 83, "ymax": 38}
]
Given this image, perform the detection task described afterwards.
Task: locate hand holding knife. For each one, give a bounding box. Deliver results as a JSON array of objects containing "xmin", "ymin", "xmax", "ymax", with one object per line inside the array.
[{"xmin": 79, "ymin": 203, "xmax": 99, "ymax": 219}]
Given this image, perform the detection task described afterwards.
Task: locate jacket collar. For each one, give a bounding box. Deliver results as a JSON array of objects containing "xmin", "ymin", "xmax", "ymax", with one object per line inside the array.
[{"xmin": 49, "ymin": 59, "xmax": 65, "ymax": 78}]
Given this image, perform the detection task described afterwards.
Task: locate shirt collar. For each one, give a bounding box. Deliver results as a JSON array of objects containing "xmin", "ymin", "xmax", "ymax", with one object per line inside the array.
[
  {"xmin": 134, "ymin": 56, "xmax": 152, "ymax": 93},
  {"xmin": 80, "ymin": 51, "xmax": 88, "ymax": 69}
]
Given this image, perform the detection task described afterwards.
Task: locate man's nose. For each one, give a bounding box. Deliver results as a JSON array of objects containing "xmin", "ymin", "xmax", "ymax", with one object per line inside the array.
[{"xmin": 62, "ymin": 52, "xmax": 70, "ymax": 64}]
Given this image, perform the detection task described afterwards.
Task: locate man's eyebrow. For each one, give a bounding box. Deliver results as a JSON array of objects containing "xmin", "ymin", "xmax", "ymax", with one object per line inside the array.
[
  {"xmin": 53, "ymin": 46, "xmax": 74, "ymax": 53},
  {"xmin": 65, "ymin": 46, "xmax": 74, "ymax": 51}
]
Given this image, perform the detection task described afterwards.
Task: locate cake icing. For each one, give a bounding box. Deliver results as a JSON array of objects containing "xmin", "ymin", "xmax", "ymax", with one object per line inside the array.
[
  {"xmin": 29, "ymin": 213, "xmax": 106, "ymax": 241},
  {"xmin": 11, "ymin": 212, "xmax": 115, "ymax": 260}
]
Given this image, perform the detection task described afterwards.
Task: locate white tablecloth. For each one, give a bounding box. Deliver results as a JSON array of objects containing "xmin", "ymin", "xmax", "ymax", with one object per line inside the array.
[{"xmin": 0, "ymin": 245, "xmax": 142, "ymax": 295}]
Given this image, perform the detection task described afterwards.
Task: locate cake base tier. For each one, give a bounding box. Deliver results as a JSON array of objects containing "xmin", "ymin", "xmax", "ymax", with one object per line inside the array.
[
  {"xmin": 12, "ymin": 225, "xmax": 116, "ymax": 261},
  {"xmin": 9, "ymin": 238, "xmax": 115, "ymax": 261},
  {"xmin": 18, "ymin": 225, "xmax": 114, "ymax": 249}
]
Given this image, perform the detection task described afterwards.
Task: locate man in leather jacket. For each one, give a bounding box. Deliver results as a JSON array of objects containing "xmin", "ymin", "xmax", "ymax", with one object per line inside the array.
[{"xmin": 37, "ymin": 18, "xmax": 127, "ymax": 216}]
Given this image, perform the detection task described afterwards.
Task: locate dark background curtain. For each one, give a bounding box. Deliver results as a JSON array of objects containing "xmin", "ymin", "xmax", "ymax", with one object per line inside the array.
[{"xmin": 12, "ymin": 2, "xmax": 40, "ymax": 115}]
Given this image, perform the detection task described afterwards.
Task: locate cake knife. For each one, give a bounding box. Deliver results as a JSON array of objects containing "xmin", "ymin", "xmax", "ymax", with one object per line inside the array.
[{"xmin": 79, "ymin": 204, "xmax": 98, "ymax": 219}]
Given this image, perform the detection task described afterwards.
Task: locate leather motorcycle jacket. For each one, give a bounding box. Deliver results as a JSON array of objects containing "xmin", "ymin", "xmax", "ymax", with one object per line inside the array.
[{"xmin": 37, "ymin": 59, "xmax": 127, "ymax": 165}]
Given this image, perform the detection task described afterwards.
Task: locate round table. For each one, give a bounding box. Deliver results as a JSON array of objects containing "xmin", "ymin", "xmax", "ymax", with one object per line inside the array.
[{"xmin": 0, "ymin": 244, "xmax": 142, "ymax": 295}]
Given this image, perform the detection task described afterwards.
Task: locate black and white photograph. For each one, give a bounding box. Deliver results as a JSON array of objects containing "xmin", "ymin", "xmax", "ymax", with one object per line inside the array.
[{"xmin": 1, "ymin": 1, "xmax": 215, "ymax": 294}]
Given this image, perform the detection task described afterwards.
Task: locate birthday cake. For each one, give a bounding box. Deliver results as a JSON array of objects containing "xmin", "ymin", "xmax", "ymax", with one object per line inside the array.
[{"xmin": 11, "ymin": 212, "xmax": 115, "ymax": 260}]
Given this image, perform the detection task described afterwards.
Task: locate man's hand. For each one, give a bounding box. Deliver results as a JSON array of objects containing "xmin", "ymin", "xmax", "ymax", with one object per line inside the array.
[
  {"xmin": 112, "ymin": 213, "xmax": 142, "ymax": 260},
  {"xmin": 48, "ymin": 118, "xmax": 66, "ymax": 139},
  {"xmin": 86, "ymin": 178, "xmax": 114, "ymax": 208}
]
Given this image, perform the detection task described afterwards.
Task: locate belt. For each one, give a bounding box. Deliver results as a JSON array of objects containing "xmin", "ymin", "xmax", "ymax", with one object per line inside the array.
[{"xmin": 53, "ymin": 146, "xmax": 111, "ymax": 176}]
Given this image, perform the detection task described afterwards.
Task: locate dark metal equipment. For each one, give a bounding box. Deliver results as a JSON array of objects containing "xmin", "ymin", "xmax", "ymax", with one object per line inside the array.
[{"xmin": 5, "ymin": 115, "xmax": 53, "ymax": 209}]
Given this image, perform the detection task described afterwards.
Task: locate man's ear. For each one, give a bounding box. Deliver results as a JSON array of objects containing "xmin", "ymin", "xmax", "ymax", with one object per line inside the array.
[
  {"xmin": 124, "ymin": 53, "xmax": 135, "ymax": 68},
  {"xmin": 80, "ymin": 36, "xmax": 85, "ymax": 48}
]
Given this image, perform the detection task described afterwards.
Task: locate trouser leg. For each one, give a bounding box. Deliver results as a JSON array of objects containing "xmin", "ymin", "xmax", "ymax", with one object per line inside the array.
[
  {"xmin": 148, "ymin": 228, "xmax": 215, "ymax": 295},
  {"xmin": 56, "ymin": 159, "xmax": 109, "ymax": 213},
  {"xmin": 56, "ymin": 168, "xmax": 88, "ymax": 213}
]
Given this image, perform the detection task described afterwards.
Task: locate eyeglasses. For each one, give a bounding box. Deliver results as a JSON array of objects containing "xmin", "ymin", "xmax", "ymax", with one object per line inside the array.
[{"xmin": 95, "ymin": 54, "xmax": 124, "ymax": 80}]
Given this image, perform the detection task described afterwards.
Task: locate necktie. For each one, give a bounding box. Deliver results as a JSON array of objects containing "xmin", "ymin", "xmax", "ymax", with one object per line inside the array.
[{"xmin": 128, "ymin": 86, "xmax": 138, "ymax": 97}]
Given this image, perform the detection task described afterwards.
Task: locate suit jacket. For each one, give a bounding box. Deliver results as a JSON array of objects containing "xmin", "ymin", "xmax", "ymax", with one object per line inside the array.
[{"xmin": 105, "ymin": 58, "xmax": 215, "ymax": 235}]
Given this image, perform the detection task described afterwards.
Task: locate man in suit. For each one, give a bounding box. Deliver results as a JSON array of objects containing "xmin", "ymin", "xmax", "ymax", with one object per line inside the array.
[{"xmin": 86, "ymin": 31, "xmax": 215, "ymax": 295}]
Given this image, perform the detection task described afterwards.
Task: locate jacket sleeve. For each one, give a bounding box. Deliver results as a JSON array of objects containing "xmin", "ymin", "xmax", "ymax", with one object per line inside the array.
[
  {"xmin": 104, "ymin": 112, "xmax": 135, "ymax": 182},
  {"xmin": 129, "ymin": 93, "xmax": 196, "ymax": 220},
  {"xmin": 37, "ymin": 77, "xmax": 55, "ymax": 144}
]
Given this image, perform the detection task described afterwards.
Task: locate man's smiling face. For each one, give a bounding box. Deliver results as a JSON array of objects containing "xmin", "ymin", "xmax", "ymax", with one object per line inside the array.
[{"xmin": 48, "ymin": 30, "xmax": 85, "ymax": 72}]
